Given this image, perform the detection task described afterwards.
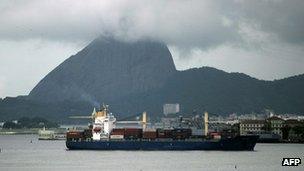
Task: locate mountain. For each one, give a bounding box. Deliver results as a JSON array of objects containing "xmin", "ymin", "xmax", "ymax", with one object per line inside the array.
[
  {"xmin": 265, "ymin": 74, "xmax": 304, "ymax": 113},
  {"xmin": 107, "ymin": 67, "xmax": 304, "ymax": 119},
  {"xmin": 158, "ymin": 68, "xmax": 304, "ymax": 115},
  {"xmin": 0, "ymin": 96, "xmax": 91, "ymax": 123},
  {"xmin": 28, "ymin": 36, "xmax": 176, "ymax": 104},
  {"xmin": 1, "ymin": 36, "xmax": 304, "ymax": 122}
]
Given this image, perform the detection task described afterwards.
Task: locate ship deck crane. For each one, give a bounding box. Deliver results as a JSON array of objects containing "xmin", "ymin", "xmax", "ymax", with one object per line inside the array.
[{"xmin": 69, "ymin": 108, "xmax": 149, "ymax": 129}]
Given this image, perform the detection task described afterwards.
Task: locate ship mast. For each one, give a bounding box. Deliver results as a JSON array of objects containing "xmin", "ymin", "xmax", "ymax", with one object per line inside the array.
[
  {"xmin": 142, "ymin": 111, "xmax": 147, "ymax": 130},
  {"xmin": 204, "ymin": 111, "xmax": 209, "ymax": 136}
]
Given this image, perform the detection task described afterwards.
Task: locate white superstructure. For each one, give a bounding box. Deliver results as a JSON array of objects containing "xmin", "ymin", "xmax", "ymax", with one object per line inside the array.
[
  {"xmin": 70, "ymin": 104, "xmax": 148, "ymax": 141},
  {"xmin": 92, "ymin": 105, "xmax": 116, "ymax": 140}
]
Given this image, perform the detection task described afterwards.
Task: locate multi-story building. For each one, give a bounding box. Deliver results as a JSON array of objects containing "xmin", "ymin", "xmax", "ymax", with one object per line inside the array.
[
  {"xmin": 267, "ymin": 116, "xmax": 284, "ymax": 138},
  {"xmin": 239, "ymin": 120, "xmax": 266, "ymax": 135},
  {"xmin": 163, "ymin": 104, "xmax": 180, "ymax": 115}
]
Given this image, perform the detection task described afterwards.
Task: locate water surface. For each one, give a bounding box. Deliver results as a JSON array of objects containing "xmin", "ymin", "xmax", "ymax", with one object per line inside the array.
[{"xmin": 0, "ymin": 135, "xmax": 303, "ymax": 171}]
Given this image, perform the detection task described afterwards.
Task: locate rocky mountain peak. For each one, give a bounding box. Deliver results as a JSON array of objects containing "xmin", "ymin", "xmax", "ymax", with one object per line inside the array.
[{"xmin": 28, "ymin": 36, "xmax": 176, "ymax": 105}]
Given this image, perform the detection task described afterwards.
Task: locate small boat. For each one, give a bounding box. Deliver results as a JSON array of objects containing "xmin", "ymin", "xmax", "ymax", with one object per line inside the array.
[{"xmin": 38, "ymin": 127, "xmax": 65, "ymax": 140}]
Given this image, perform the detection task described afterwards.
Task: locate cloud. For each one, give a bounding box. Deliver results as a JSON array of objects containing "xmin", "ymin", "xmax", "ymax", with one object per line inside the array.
[
  {"xmin": 171, "ymin": 42, "xmax": 304, "ymax": 80},
  {"xmin": 0, "ymin": 76, "xmax": 6, "ymax": 97},
  {"xmin": 1, "ymin": 0, "xmax": 304, "ymax": 97},
  {"xmin": 233, "ymin": 0, "xmax": 304, "ymax": 45},
  {"xmin": 0, "ymin": 39, "xmax": 81, "ymax": 97},
  {"xmin": 1, "ymin": 0, "xmax": 303, "ymax": 50}
]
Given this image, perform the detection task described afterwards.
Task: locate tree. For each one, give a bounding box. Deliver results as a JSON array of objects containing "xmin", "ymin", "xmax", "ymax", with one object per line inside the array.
[
  {"xmin": 261, "ymin": 121, "xmax": 272, "ymax": 132},
  {"xmin": 3, "ymin": 121, "xmax": 21, "ymax": 129},
  {"xmin": 231, "ymin": 123, "xmax": 240, "ymax": 136},
  {"xmin": 292, "ymin": 126, "xmax": 304, "ymax": 139},
  {"xmin": 281, "ymin": 125, "xmax": 291, "ymax": 140}
]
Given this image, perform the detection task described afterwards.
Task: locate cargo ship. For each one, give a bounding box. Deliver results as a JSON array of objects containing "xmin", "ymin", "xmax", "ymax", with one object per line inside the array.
[{"xmin": 66, "ymin": 105, "xmax": 258, "ymax": 151}]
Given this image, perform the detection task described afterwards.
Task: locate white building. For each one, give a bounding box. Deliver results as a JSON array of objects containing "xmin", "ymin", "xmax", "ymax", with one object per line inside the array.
[
  {"xmin": 163, "ymin": 103, "xmax": 180, "ymax": 115},
  {"xmin": 240, "ymin": 120, "xmax": 266, "ymax": 135}
]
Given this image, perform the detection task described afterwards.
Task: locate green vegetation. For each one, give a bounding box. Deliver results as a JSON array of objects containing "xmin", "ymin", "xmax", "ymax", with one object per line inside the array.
[
  {"xmin": 0, "ymin": 97, "xmax": 91, "ymax": 123},
  {"xmin": 293, "ymin": 126, "xmax": 304, "ymax": 138},
  {"xmin": 261, "ymin": 122, "xmax": 272, "ymax": 132},
  {"xmin": 2, "ymin": 117, "xmax": 59, "ymax": 129},
  {"xmin": 0, "ymin": 67, "xmax": 303, "ymax": 122}
]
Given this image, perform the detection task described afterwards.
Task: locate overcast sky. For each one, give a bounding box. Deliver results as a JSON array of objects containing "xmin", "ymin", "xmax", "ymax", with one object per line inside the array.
[{"xmin": 1, "ymin": 0, "xmax": 304, "ymax": 98}]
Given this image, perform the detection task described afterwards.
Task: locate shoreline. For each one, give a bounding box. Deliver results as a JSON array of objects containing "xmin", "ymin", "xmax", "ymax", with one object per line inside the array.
[
  {"xmin": 0, "ymin": 128, "xmax": 66, "ymax": 135},
  {"xmin": 0, "ymin": 132, "xmax": 303, "ymax": 144}
]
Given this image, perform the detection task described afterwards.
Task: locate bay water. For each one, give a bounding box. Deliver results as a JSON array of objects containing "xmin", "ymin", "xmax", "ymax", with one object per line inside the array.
[{"xmin": 0, "ymin": 135, "xmax": 303, "ymax": 171}]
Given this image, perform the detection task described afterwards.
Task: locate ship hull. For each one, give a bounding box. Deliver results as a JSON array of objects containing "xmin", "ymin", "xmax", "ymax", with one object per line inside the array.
[{"xmin": 66, "ymin": 135, "xmax": 258, "ymax": 151}]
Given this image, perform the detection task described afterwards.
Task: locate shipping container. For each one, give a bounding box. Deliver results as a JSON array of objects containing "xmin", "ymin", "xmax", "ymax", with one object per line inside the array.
[
  {"xmin": 172, "ymin": 128, "xmax": 192, "ymax": 140},
  {"xmin": 157, "ymin": 129, "xmax": 173, "ymax": 138},
  {"xmin": 143, "ymin": 131, "xmax": 157, "ymax": 139},
  {"xmin": 66, "ymin": 131, "xmax": 84, "ymax": 140},
  {"xmin": 111, "ymin": 128, "xmax": 125, "ymax": 135},
  {"xmin": 124, "ymin": 128, "xmax": 142, "ymax": 139},
  {"xmin": 110, "ymin": 135, "xmax": 124, "ymax": 139},
  {"xmin": 209, "ymin": 132, "xmax": 222, "ymax": 139},
  {"xmin": 83, "ymin": 129, "xmax": 92, "ymax": 138},
  {"xmin": 172, "ymin": 128, "xmax": 192, "ymax": 139}
]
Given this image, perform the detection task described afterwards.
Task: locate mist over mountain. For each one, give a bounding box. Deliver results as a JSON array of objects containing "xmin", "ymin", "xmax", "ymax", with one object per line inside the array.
[{"xmin": 1, "ymin": 36, "xmax": 304, "ymax": 122}]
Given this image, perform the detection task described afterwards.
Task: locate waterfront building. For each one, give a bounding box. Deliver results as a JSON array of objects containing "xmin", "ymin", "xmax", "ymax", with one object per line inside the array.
[
  {"xmin": 163, "ymin": 103, "xmax": 180, "ymax": 115},
  {"xmin": 239, "ymin": 120, "xmax": 266, "ymax": 135},
  {"xmin": 267, "ymin": 116, "xmax": 284, "ymax": 137},
  {"xmin": 0, "ymin": 122, "xmax": 4, "ymax": 128}
]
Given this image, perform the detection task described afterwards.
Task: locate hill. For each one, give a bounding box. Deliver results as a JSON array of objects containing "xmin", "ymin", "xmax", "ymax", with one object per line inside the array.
[
  {"xmin": 28, "ymin": 36, "xmax": 176, "ymax": 104},
  {"xmin": 1, "ymin": 36, "xmax": 304, "ymax": 122}
]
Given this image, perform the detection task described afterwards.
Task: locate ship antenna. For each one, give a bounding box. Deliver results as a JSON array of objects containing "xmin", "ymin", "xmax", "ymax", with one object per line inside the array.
[{"xmin": 92, "ymin": 108, "xmax": 96, "ymax": 119}]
